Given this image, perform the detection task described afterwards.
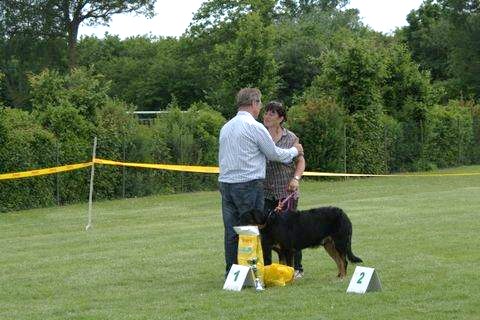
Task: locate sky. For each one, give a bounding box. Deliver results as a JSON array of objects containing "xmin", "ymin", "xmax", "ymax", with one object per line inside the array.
[{"xmin": 80, "ymin": 0, "xmax": 424, "ymax": 39}]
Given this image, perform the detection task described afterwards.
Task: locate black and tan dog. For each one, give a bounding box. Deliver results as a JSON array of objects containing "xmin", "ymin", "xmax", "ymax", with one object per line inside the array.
[{"xmin": 242, "ymin": 206, "xmax": 363, "ymax": 279}]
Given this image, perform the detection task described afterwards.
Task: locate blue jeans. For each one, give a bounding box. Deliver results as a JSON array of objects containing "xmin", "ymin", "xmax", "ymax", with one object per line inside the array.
[{"xmin": 219, "ymin": 180, "xmax": 265, "ymax": 274}]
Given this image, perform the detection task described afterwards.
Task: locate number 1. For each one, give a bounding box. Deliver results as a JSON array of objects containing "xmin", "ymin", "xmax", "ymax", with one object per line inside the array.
[{"xmin": 233, "ymin": 270, "xmax": 240, "ymax": 281}]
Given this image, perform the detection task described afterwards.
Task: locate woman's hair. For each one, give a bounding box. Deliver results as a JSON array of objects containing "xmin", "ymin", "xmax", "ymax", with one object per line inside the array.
[{"xmin": 265, "ymin": 101, "xmax": 287, "ymax": 123}]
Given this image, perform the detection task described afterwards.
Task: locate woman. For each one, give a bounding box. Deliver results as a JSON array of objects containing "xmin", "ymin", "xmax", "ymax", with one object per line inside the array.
[{"xmin": 262, "ymin": 101, "xmax": 306, "ymax": 279}]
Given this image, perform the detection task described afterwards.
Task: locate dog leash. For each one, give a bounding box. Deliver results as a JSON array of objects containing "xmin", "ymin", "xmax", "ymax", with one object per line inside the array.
[
  {"xmin": 256, "ymin": 190, "xmax": 299, "ymax": 230},
  {"xmin": 258, "ymin": 191, "xmax": 299, "ymax": 229},
  {"xmin": 274, "ymin": 190, "xmax": 299, "ymax": 213}
]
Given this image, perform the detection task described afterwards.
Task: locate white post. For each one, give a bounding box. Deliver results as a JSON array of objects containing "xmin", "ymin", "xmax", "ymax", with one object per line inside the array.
[{"xmin": 85, "ymin": 137, "xmax": 97, "ymax": 231}]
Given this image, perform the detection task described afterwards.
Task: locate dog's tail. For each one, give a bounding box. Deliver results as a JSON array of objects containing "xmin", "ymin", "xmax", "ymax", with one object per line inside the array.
[
  {"xmin": 339, "ymin": 209, "xmax": 363, "ymax": 263},
  {"xmin": 347, "ymin": 241, "xmax": 363, "ymax": 263}
]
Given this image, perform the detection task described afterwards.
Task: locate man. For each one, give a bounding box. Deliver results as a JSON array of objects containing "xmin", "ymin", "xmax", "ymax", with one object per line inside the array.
[{"xmin": 218, "ymin": 88, "xmax": 303, "ymax": 276}]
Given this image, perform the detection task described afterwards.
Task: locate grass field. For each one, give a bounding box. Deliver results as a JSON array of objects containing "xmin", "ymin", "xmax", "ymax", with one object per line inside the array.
[{"xmin": 1, "ymin": 166, "xmax": 479, "ymax": 320}]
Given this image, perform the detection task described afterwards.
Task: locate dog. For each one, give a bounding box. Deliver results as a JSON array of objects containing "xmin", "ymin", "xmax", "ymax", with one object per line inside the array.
[{"xmin": 242, "ymin": 206, "xmax": 363, "ymax": 279}]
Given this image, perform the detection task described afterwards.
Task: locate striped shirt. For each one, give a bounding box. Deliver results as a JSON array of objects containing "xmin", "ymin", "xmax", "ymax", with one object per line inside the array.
[
  {"xmin": 218, "ymin": 111, "xmax": 298, "ymax": 183},
  {"xmin": 265, "ymin": 128, "xmax": 298, "ymax": 200}
]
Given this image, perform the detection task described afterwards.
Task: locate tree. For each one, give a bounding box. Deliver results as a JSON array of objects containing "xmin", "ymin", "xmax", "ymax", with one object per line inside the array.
[
  {"xmin": 207, "ymin": 12, "xmax": 279, "ymax": 117},
  {"xmin": 29, "ymin": 67, "xmax": 110, "ymax": 121},
  {"xmin": 399, "ymin": 0, "xmax": 480, "ymax": 100},
  {"xmin": 310, "ymin": 36, "xmax": 387, "ymax": 114},
  {"xmin": 189, "ymin": 0, "xmax": 277, "ymax": 36},
  {"xmin": 77, "ymin": 35, "xmax": 205, "ymax": 111},
  {"xmin": 305, "ymin": 37, "xmax": 387, "ymax": 173},
  {"xmin": 0, "ymin": 0, "xmax": 67, "ymax": 108},
  {"xmin": 188, "ymin": 0, "xmax": 350, "ymax": 35},
  {"xmin": 274, "ymin": 4, "xmax": 361, "ymax": 105},
  {"xmin": 1, "ymin": 0, "xmax": 156, "ymax": 69},
  {"xmin": 279, "ymin": 0, "xmax": 350, "ymax": 17},
  {"xmin": 397, "ymin": 0, "xmax": 451, "ymax": 81},
  {"xmin": 441, "ymin": 0, "xmax": 480, "ymax": 98},
  {"xmin": 58, "ymin": 0, "xmax": 156, "ymax": 68},
  {"xmin": 381, "ymin": 42, "xmax": 436, "ymax": 120}
]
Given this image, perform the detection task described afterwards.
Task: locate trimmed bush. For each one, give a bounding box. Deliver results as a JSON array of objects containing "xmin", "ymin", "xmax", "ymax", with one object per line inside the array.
[
  {"xmin": 288, "ymin": 97, "xmax": 345, "ymax": 172},
  {"xmin": 345, "ymin": 109, "xmax": 387, "ymax": 174},
  {"xmin": 29, "ymin": 67, "xmax": 110, "ymax": 121},
  {"xmin": 94, "ymin": 99, "xmax": 141, "ymax": 199},
  {"xmin": 35, "ymin": 105, "xmax": 93, "ymax": 204},
  {"xmin": 422, "ymin": 101, "xmax": 474, "ymax": 168},
  {"xmin": 151, "ymin": 103, "xmax": 225, "ymax": 192},
  {"xmin": 0, "ymin": 108, "xmax": 57, "ymax": 211}
]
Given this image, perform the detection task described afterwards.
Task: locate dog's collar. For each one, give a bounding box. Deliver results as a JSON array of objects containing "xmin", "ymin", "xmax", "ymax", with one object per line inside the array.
[{"xmin": 258, "ymin": 209, "xmax": 275, "ymax": 230}]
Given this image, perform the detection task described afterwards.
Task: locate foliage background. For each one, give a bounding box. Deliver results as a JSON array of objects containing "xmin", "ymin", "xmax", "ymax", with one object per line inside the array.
[{"xmin": 1, "ymin": 0, "xmax": 480, "ymax": 211}]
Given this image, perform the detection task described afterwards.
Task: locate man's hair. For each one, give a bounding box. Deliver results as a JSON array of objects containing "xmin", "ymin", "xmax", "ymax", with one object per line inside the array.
[
  {"xmin": 236, "ymin": 88, "xmax": 261, "ymax": 108},
  {"xmin": 265, "ymin": 101, "xmax": 287, "ymax": 123}
]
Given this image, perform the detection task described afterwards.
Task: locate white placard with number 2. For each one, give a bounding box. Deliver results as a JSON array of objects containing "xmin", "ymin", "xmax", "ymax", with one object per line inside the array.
[{"xmin": 346, "ymin": 266, "xmax": 382, "ymax": 294}]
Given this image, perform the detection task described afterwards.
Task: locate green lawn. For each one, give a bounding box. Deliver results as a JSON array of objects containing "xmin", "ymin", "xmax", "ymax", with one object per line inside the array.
[{"xmin": 1, "ymin": 166, "xmax": 479, "ymax": 320}]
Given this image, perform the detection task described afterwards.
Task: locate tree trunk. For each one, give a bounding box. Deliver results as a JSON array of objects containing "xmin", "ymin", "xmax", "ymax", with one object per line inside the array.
[{"xmin": 67, "ymin": 20, "xmax": 79, "ymax": 69}]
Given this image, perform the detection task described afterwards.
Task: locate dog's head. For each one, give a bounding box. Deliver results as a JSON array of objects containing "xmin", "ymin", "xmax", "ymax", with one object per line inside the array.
[{"xmin": 239, "ymin": 209, "xmax": 268, "ymax": 226}]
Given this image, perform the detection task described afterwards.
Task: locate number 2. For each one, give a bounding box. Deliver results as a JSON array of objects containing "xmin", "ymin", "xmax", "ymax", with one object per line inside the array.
[{"xmin": 357, "ymin": 272, "xmax": 365, "ymax": 284}]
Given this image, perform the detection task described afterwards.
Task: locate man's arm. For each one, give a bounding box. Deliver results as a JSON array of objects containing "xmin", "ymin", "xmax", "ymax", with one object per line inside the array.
[{"xmin": 254, "ymin": 124, "xmax": 301, "ymax": 163}]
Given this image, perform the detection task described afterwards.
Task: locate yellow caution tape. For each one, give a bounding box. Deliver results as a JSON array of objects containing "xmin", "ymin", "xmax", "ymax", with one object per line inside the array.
[
  {"xmin": 1, "ymin": 158, "xmax": 479, "ymax": 181},
  {"xmin": 302, "ymin": 171, "xmax": 480, "ymax": 177},
  {"xmin": 95, "ymin": 158, "xmax": 480, "ymax": 177},
  {"xmin": 94, "ymin": 158, "xmax": 378, "ymax": 176},
  {"xmin": 303, "ymin": 172, "xmax": 391, "ymax": 177},
  {"xmin": 94, "ymin": 158, "xmax": 220, "ymax": 174},
  {"xmin": 0, "ymin": 162, "xmax": 92, "ymax": 180}
]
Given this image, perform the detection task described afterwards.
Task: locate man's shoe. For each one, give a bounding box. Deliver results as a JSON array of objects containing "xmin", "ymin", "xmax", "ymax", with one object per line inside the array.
[{"xmin": 294, "ymin": 270, "xmax": 304, "ymax": 280}]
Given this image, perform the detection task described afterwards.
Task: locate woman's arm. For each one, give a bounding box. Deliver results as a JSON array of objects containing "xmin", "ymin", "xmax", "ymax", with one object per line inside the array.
[{"xmin": 288, "ymin": 154, "xmax": 305, "ymax": 191}]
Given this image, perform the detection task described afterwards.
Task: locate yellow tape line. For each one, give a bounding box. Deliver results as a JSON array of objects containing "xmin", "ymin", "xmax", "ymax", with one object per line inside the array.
[
  {"xmin": 304, "ymin": 172, "xmax": 391, "ymax": 177},
  {"xmin": 94, "ymin": 158, "xmax": 220, "ymax": 174},
  {"xmin": 1, "ymin": 158, "xmax": 479, "ymax": 181},
  {"xmin": 95, "ymin": 159, "xmax": 480, "ymax": 177},
  {"xmin": 0, "ymin": 162, "xmax": 92, "ymax": 180},
  {"xmin": 302, "ymin": 171, "xmax": 480, "ymax": 177}
]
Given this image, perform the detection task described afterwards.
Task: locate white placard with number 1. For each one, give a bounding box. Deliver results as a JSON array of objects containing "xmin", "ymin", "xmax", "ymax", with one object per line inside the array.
[
  {"xmin": 346, "ymin": 266, "xmax": 382, "ymax": 294},
  {"xmin": 223, "ymin": 264, "xmax": 253, "ymax": 291}
]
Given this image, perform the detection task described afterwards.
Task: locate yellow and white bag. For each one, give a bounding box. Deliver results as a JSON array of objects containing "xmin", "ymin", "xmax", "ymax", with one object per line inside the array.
[{"xmin": 234, "ymin": 226, "xmax": 264, "ymax": 284}]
